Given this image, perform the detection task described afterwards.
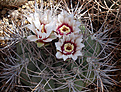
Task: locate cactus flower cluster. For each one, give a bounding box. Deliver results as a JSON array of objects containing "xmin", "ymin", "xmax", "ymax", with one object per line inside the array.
[{"xmin": 26, "ymin": 10, "xmax": 85, "ymax": 61}]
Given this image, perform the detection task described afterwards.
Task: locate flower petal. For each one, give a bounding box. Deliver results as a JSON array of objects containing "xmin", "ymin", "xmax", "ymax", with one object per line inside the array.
[
  {"xmin": 43, "ymin": 31, "xmax": 57, "ymax": 42},
  {"xmin": 27, "ymin": 35, "xmax": 38, "ymax": 41},
  {"xmin": 72, "ymin": 51, "xmax": 83, "ymax": 60},
  {"xmin": 76, "ymin": 43, "xmax": 85, "ymax": 50},
  {"xmin": 56, "ymin": 52, "xmax": 63, "ymax": 59},
  {"xmin": 72, "ymin": 55, "xmax": 78, "ymax": 61},
  {"xmin": 33, "ymin": 20, "xmax": 40, "ymax": 29},
  {"xmin": 62, "ymin": 55, "xmax": 68, "ymax": 61},
  {"xmin": 65, "ymin": 35, "xmax": 70, "ymax": 42},
  {"xmin": 74, "ymin": 51, "xmax": 83, "ymax": 56},
  {"xmin": 55, "ymin": 42, "xmax": 62, "ymax": 51},
  {"xmin": 27, "ymin": 14, "xmax": 33, "ymax": 24},
  {"xmin": 43, "ymin": 38, "xmax": 53, "ymax": 42},
  {"xmin": 75, "ymin": 36, "xmax": 83, "ymax": 44},
  {"xmin": 45, "ymin": 24, "xmax": 53, "ymax": 35},
  {"xmin": 73, "ymin": 26, "xmax": 80, "ymax": 33},
  {"xmin": 58, "ymin": 14, "xmax": 64, "ymax": 23}
]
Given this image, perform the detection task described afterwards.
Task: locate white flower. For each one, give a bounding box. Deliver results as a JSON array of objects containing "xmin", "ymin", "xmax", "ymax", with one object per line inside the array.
[
  {"xmin": 26, "ymin": 10, "xmax": 57, "ymax": 47},
  {"xmin": 55, "ymin": 34, "xmax": 85, "ymax": 61},
  {"xmin": 56, "ymin": 10, "xmax": 81, "ymax": 38}
]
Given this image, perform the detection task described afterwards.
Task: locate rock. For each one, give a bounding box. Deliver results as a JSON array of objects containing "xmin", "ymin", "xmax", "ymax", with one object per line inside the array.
[{"xmin": 1, "ymin": 9, "xmax": 7, "ymax": 15}]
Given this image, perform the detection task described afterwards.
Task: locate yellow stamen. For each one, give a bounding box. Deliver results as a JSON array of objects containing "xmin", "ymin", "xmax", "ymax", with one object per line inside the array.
[
  {"xmin": 64, "ymin": 43, "xmax": 74, "ymax": 52},
  {"xmin": 60, "ymin": 25, "xmax": 70, "ymax": 34},
  {"xmin": 41, "ymin": 24, "xmax": 45, "ymax": 33}
]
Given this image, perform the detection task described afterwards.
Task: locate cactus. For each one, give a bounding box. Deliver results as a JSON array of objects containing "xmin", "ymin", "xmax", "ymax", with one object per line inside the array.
[{"xmin": 0, "ymin": 0, "xmax": 119, "ymax": 92}]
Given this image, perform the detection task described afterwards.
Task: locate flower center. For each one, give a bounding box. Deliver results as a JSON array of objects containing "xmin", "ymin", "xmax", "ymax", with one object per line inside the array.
[
  {"xmin": 57, "ymin": 23, "xmax": 72, "ymax": 35},
  {"xmin": 59, "ymin": 25, "xmax": 70, "ymax": 34},
  {"xmin": 64, "ymin": 43, "xmax": 74, "ymax": 53}
]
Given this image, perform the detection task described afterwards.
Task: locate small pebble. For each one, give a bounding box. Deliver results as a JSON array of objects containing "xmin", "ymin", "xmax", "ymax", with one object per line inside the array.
[
  {"xmin": 1, "ymin": 9, "xmax": 7, "ymax": 15},
  {"xmin": 0, "ymin": 20, "xmax": 2, "ymax": 24},
  {"xmin": 0, "ymin": 6, "xmax": 2, "ymax": 9},
  {"xmin": 22, "ymin": 5, "xmax": 26, "ymax": 9}
]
